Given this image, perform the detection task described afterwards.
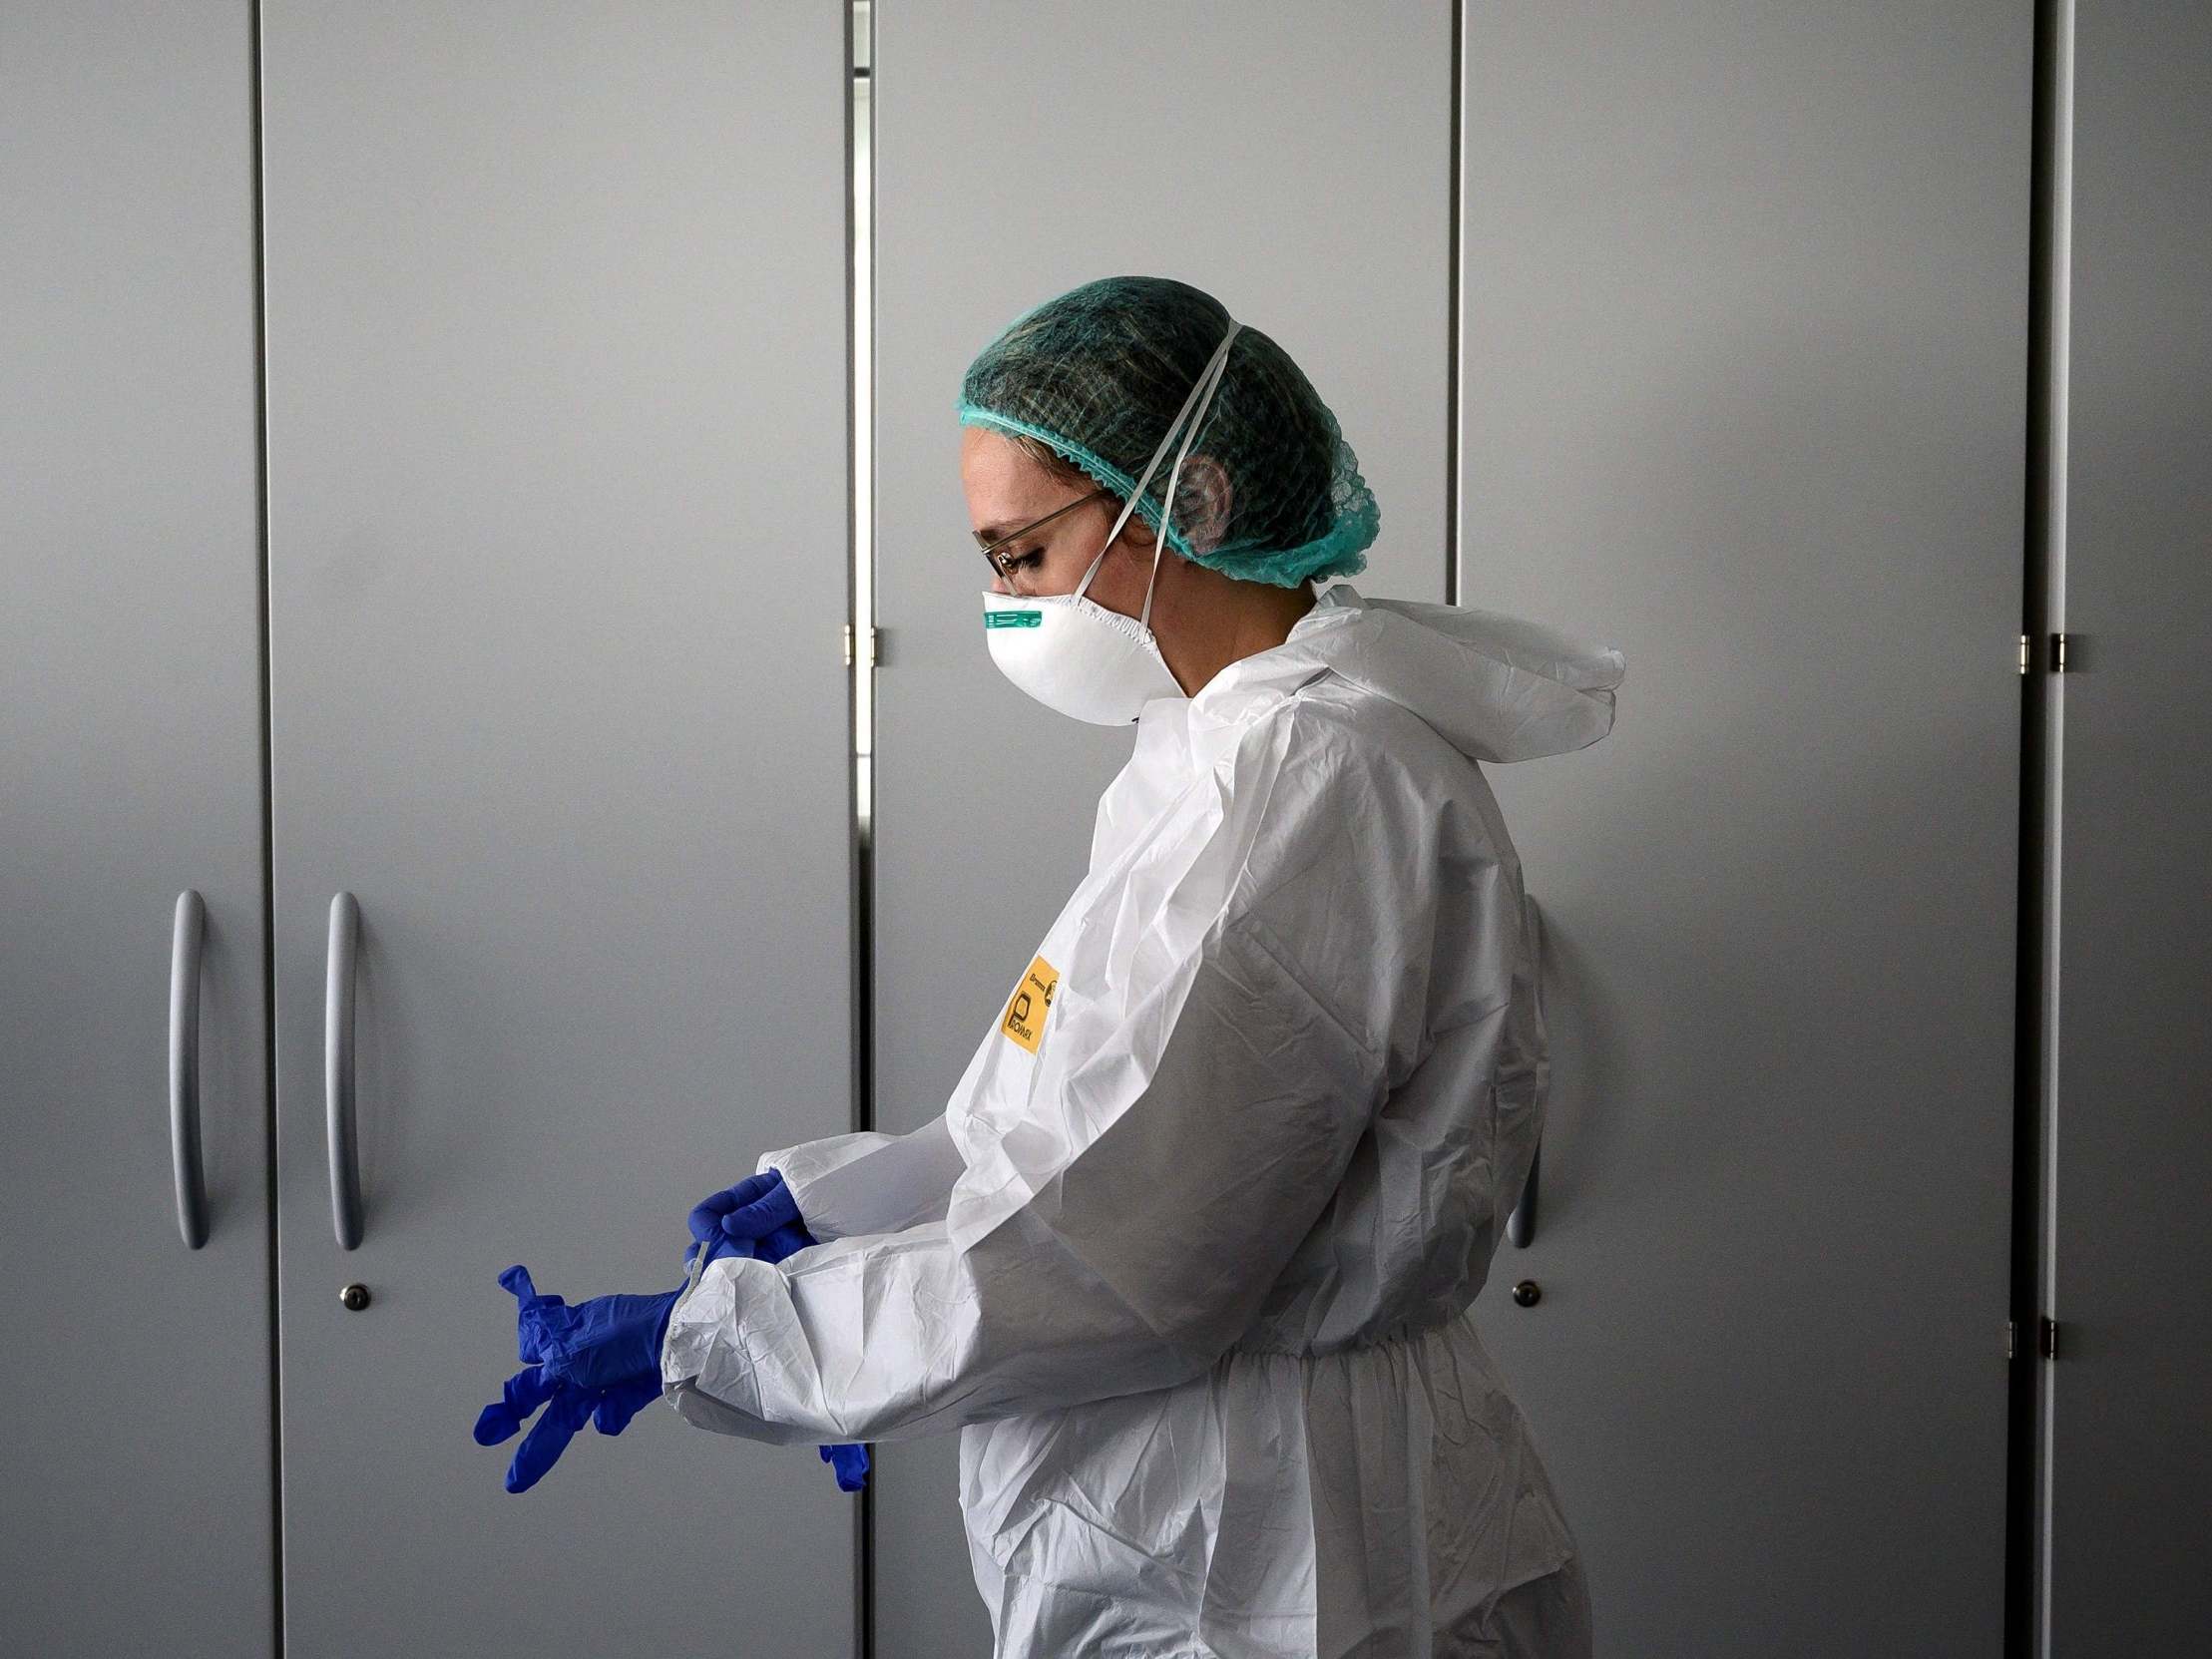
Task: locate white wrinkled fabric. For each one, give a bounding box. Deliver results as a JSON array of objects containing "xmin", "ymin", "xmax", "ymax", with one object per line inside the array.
[{"xmin": 664, "ymin": 583, "xmax": 1623, "ymax": 1657}]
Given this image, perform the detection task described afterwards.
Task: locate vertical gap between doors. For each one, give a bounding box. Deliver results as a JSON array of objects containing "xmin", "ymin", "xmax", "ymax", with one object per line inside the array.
[
  {"xmin": 850, "ymin": 5, "xmax": 877, "ymax": 1657},
  {"xmin": 2009, "ymin": 1, "xmax": 2072, "ymax": 1656},
  {"xmin": 1446, "ymin": 0, "xmax": 1463, "ymax": 608},
  {"xmin": 247, "ymin": 1, "xmax": 286, "ymax": 1653}
]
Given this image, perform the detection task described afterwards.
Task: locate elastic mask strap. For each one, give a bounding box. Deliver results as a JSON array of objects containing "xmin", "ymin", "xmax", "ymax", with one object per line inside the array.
[
  {"xmin": 1078, "ymin": 318, "xmax": 1245, "ymax": 630},
  {"xmin": 1141, "ymin": 337, "xmax": 1238, "ymax": 630}
]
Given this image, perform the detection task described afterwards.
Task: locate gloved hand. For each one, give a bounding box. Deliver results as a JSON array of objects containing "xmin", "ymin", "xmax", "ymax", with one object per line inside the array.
[
  {"xmin": 685, "ymin": 1169, "xmax": 816, "ymax": 1269},
  {"xmin": 473, "ymin": 1265, "xmax": 680, "ymax": 1494},
  {"xmin": 685, "ymin": 1170, "xmax": 870, "ymax": 1491}
]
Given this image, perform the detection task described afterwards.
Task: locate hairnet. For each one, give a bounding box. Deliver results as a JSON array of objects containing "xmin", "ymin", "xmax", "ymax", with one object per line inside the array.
[{"xmin": 956, "ymin": 276, "xmax": 1381, "ymax": 588}]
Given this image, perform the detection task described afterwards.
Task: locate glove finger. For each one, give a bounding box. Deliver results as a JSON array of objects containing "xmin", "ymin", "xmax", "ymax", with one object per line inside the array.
[
  {"xmin": 686, "ymin": 1172, "xmax": 779, "ymax": 1243},
  {"xmin": 474, "ymin": 1403, "xmax": 518, "ymax": 1446},
  {"xmin": 505, "ymin": 1381, "xmax": 597, "ymax": 1494},
  {"xmin": 826, "ymin": 1443, "xmax": 871, "ymax": 1492},
  {"xmin": 501, "ymin": 1264, "xmax": 569, "ymax": 1367},
  {"xmin": 475, "ymin": 1365, "xmax": 558, "ymax": 1446},
  {"xmin": 698, "ymin": 1176, "xmax": 796, "ymax": 1238},
  {"xmin": 593, "ymin": 1373, "xmax": 664, "ymax": 1437},
  {"xmin": 590, "ymin": 1394, "xmax": 638, "ymax": 1438},
  {"xmin": 719, "ymin": 1180, "xmax": 799, "ymax": 1242}
]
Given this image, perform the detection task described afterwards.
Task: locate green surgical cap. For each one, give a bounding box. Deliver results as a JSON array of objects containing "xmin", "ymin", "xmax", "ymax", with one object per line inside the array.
[{"xmin": 957, "ymin": 276, "xmax": 1380, "ymax": 588}]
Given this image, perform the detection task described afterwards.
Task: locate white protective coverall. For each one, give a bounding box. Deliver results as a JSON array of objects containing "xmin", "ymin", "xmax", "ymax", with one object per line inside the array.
[{"xmin": 663, "ymin": 583, "xmax": 1624, "ymax": 1657}]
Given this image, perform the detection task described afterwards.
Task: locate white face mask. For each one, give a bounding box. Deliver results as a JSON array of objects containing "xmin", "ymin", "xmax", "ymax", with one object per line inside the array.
[{"xmin": 982, "ymin": 318, "xmax": 1243, "ymax": 726}]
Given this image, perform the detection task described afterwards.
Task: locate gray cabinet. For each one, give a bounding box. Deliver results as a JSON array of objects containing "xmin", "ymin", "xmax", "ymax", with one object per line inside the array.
[
  {"xmin": 1457, "ymin": 5, "xmax": 2031, "ymax": 1652},
  {"xmin": 868, "ymin": 3, "xmax": 1456, "ymax": 1651},
  {"xmin": 255, "ymin": 4, "xmax": 856, "ymax": 1654},
  {"xmin": 1, "ymin": 7, "xmax": 275, "ymax": 1655},
  {"xmin": 2043, "ymin": 3, "xmax": 2212, "ymax": 1649}
]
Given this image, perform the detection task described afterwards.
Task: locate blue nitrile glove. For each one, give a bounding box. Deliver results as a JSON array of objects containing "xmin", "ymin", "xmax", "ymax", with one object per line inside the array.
[
  {"xmin": 821, "ymin": 1443, "xmax": 871, "ymax": 1491},
  {"xmin": 684, "ymin": 1171, "xmax": 869, "ymax": 1490},
  {"xmin": 685, "ymin": 1169, "xmax": 815, "ymax": 1269},
  {"xmin": 473, "ymin": 1265, "xmax": 681, "ymax": 1494}
]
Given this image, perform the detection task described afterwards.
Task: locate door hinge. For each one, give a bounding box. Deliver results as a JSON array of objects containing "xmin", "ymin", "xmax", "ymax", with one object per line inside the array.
[
  {"xmin": 2039, "ymin": 1316, "xmax": 2060, "ymax": 1360},
  {"xmin": 842, "ymin": 625, "xmax": 880, "ymax": 668},
  {"xmin": 2006, "ymin": 1319, "xmax": 2016, "ymax": 1360},
  {"xmin": 2050, "ymin": 631, "xmax": 2069, "ymax": 673},
  {"xmin": 2018, "ymin": 633, "xmax": 2029, "ymax": 674}
]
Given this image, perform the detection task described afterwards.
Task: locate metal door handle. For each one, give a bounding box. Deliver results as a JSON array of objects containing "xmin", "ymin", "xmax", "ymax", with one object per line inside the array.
[
  {"xmin": 326, "ymin": 892, "xmax": 364, "ymax": 1249},
  {"xmin": 1509, "ymin": 891, "xmax": 1546, "ymax": 1249},
  {"xmin": 1508, "ymin": 1140, "xmax": 1540, "ymax": 1249},
  {"xmin": 170, "ymin": 891, "xmax": 210, "ymax": 1249}
]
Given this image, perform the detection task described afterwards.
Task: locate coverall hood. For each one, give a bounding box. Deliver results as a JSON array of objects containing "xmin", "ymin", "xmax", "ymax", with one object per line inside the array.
[{"xmin": 1199, "ymin": 581, "xmax": 1626, "ymax": 763}]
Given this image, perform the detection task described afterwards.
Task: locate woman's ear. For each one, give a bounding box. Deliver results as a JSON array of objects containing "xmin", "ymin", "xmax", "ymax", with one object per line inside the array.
[{"xmin": 1173, "ymin": 456, "xmax": 1235, "ymax": 556}]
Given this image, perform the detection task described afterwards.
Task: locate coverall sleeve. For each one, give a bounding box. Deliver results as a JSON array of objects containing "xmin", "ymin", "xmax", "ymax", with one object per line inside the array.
[
  {"xmin": 661, "ymin": 716, "xmax": 1402, "ymax": 1446},
  {"xmin": 751, "ymin": 1112, "xmax": 967, "ymax": 1242}
]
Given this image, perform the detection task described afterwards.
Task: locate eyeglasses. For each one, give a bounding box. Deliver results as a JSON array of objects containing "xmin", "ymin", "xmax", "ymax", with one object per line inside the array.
[{"xmin": 975, "ymin": 487, "xmax": 1116, "ymax": 590}]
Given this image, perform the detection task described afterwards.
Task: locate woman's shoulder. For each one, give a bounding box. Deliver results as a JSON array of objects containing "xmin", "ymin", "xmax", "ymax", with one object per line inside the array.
[
  {"xmin": 1232, "ymin": 675, "xmax": 1486, "ymax": 804},
  {"xmin": 1219, "ymin": 681, "xmax": 1519, "ymax": 909}
]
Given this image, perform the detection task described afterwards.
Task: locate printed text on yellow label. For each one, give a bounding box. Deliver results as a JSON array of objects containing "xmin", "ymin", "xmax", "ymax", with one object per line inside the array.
[{"xmin": 1000, "ymin": 956, "xmax": 1060, "ymax": 1054}]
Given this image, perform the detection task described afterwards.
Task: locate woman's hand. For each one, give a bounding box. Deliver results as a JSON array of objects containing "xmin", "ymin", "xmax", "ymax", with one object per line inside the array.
[
  {"xmin": 680, "ymin": 1170, "xmax": 869, "ymax": 1490},
  {"xmin": 685, "ymin": 1168, "xmax": 815, "ymax": 1268}
]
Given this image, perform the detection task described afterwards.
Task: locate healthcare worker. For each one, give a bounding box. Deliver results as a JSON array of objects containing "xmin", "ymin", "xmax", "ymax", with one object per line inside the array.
[{"xmin": 492, "ymin": 274, "xmax": 1623, "ymax": 1656}]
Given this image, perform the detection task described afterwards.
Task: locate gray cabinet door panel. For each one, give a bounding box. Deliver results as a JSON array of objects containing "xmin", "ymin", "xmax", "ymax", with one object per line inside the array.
[
  {"xmin": 1, "ymin": 6, "xmax": 274, "ymax": 1654},
  {"xmin": 261, "ymin": 6, "xmax": 855, "ymax": 1654},
  {"xmin": 2047, "ymin": 3, "xmax": 2212, "ymax": 1648},
  {"xmin": 870, "ymin": 4, "xmax": 1454, "ymax": 1651},
  {"xmin": 1460, "ymin": 5, "xmax": 2028, "ymax": 1653}
]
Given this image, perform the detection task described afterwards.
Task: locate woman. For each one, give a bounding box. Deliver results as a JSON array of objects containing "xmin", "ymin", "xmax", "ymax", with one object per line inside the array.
[
  {"xmin": 483, "ymin": 274, "xmax": 1621, "ymax": 1655},
  {"xmin": 668, "ymin": 276, "xmax": 1622, "ymax": 1655}
]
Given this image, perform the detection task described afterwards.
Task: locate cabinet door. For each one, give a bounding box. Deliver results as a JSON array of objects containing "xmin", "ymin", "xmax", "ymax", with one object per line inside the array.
[
  {"xmin": 1460, "ymin": 5, "xmax": 2029, "ymax": 1653},
  {"xmin": 0, "ymin": 6, "xmax": 274, "ymax": 1654},
  {"xmin": 2046, "ymin": 3, "xmax": 2212, "ymax": 1648},
  {"xmin": 869, "ymin": 3, "xmax": 1455, "ymax": 1652},
  {"xmin": 260, "ymin": 6, "xmax": 855, "ymax": 1654}
]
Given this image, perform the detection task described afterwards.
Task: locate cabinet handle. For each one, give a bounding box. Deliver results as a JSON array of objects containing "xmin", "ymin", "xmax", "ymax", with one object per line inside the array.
[
  {"xmin": 170, "ymin": 891, "xmax": 210, "ymax": 1249},
  {"xmin": 1510, "ymin": 892, "xmax": 1546, "ymax": 1249},
  {"xmin": 326, "ymin": 892, "xmax": 364, "ymax": 1249},
  {"xmin": 1507, "ymin": 1140, "xmax": 1540, "ymax": 1249}
]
